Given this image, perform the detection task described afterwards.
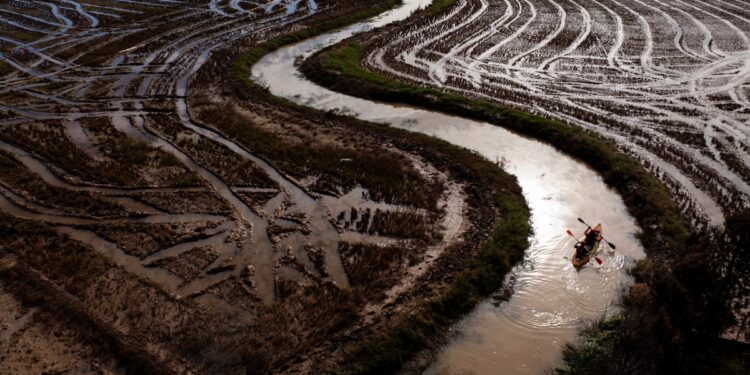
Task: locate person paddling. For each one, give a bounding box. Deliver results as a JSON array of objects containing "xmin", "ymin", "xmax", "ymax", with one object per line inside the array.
[
  {"xmin": 574, "ymin": 242, "xmax": 588, "ymax": 260},
  {"xmin": 568, "ymin": 219, "xmax": 615, "ymax": 269},
  {"xmin": 574, "ymin": 226, "xmax": 602, "ymax": 260},
  {"xmin": 584, "ymin": 227, "xmax": 602, "ymax": 247}
]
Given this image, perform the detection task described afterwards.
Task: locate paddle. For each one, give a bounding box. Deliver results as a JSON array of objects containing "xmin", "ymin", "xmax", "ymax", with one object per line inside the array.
[
  {"xmin": 577, "ymin": 217, "xmax": 617, "ymax": 250},
  {"xmin": 566, "ymin": 229, "xmax": 603, "ymax": 265}
]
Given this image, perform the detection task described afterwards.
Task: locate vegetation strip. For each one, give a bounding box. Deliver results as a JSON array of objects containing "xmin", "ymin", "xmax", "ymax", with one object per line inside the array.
[{"xmin": 234, "ymin": 0, "xmax": 402, "ymax": 89}]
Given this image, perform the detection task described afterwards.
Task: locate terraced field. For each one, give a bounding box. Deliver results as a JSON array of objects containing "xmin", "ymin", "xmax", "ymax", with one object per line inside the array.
[
  {"xmin": 0, "ymin": 1, "xmax": 525, "ymax": 373},
  {"xmin": 4, "ymin": 0, "xmax": 747, "ymax": 373},
  {"xmin": 0, "ymin": 0, "xmax": 353, "ymax": 305},
  {"xmin": 365, "ymin": 0, "xmax": 750, "ymax": 224}
]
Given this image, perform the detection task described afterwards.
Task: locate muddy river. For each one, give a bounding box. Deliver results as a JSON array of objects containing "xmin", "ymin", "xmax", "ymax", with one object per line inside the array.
[{"xmin": 252, "ymin": 0, "xmax": 646, "ymax": 372}]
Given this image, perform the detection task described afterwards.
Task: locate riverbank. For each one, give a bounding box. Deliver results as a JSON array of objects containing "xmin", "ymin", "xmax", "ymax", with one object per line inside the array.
[{"xmin": 233, "ymin": 0, "xmax": 403, "ymax": 92}]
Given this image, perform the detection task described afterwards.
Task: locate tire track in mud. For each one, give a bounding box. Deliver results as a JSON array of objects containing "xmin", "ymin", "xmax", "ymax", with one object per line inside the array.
[
  {"xmin": 0, "ymin": 0, "xmax": 441, "ymax": 307},
  {"xmin": 366, "ymin": 0, "xmax": 750, "ymax": 226}
]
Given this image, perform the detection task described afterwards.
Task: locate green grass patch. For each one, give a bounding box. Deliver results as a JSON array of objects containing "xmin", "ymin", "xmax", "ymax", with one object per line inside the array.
[
  {"xmin": 112, "ymin": 137, "xmax": 151, "ymax": 165},
  {"xmin": 234, "ymin": 0, "xmax": 402, "ymax": 88},
  {"xmin": 554, "ymin": 317, "xmax": 620, "ymax": 375},
  {"xmin": 424, "ymin": 0, "xmax": 458, "ymax": 16},
  {"xmin": 157, "ymin": 151, "xmax": 181, "ymax": 167},
  {"xmin": 245, "ymin": 0, "xmax": 455, "ymax": 73}
]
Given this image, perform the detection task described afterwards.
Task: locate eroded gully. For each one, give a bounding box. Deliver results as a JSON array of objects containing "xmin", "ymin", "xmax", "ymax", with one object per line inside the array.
[{"xmin": 251, "ymin": 0, "xmax": 646, "ymax": 373}]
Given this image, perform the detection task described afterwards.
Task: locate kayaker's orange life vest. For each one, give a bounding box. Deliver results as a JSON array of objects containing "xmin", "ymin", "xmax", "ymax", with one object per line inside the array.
[{"xmin": 584, "ymin": 228, "xmax": 601, "ymax": 247}]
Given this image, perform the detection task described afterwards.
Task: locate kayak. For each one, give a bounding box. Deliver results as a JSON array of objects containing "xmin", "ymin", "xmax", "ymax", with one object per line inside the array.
[{"xmin": 572, "ymin": 223, "xmax": 602, "ymax": 269}]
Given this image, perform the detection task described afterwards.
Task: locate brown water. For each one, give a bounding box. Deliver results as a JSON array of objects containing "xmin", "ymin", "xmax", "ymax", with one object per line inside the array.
[{"xmin": 252, "ymin": 0, "xmax": 646, "ymax": 372}]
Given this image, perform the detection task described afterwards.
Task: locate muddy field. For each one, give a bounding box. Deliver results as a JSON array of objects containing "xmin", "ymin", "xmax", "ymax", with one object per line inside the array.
[
  {"xmin": 0, "ymin": 0, "xmax": 524, "ymax": 373},
  {"xmin": 363, "ymin": 0, "xmax": 750, "ymax": 225}
]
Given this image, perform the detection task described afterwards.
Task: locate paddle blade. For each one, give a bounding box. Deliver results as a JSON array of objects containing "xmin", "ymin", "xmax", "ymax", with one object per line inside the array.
[
  {"xmin": 577, "ymin": 217, "xmax": 592, "ymax": 228},
  {"xmin": 607, "ymin": 241, "xmax": 617, "ymax": 250},
  {"xmin": 566, "ymin": 230, "xmax": 575, "ymax": 238},
  {"xmin": 595, "ymin": 257, "xmax": 603, "ymax": 265}
]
